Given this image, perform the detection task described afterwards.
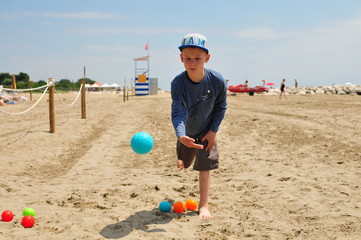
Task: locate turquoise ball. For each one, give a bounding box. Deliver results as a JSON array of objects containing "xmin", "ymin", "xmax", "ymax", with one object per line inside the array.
[
  {"xmin": 159, "ymin": 201, "xmax": 171, "ymax": 212},
  {"xmin": 130, "ymin": 132, "xmax": 154, "ymax": 154}
]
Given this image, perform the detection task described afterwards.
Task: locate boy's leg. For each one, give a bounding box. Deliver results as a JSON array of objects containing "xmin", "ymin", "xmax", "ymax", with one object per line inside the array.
[
  {"xmin": 199, "ymin": 170, "xmax": 212, "ymax": 218},
  {"xmin": 177, "ymin": 159, "xmax": 185, "ymax": 170},
  {"xmin": 178, "ymin": 138, "xmax": 218, "ymax": 218},
  {"xmin": 194, "ymin": 140, "xmax": 218, "ymax": 218},
  {"xmin": 177, "ymin": 140, "xmax": 196, "ymax": 170}
]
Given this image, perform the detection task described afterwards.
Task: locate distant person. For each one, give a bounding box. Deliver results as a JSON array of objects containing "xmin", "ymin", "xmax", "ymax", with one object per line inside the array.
[
  {"xmin": 0, "ymin": 92, "xmax": 12, "ymax": 104},
  {"xmin": 171, "ymin": 33, "xmax": 227, "ymax": 219},
  {"xmin": 245, "ymin": 80, "xmax": 249, "ymax": 87},
  {"xmin": 295, "ymin": 79, "xmax": 298, "ymax": 88},
  {"xmin": 280, "ymin": 79, "xmax": 287, "ymax": 99}
]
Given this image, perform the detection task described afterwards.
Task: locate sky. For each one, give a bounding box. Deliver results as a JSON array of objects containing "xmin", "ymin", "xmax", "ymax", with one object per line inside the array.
[{"xmin": 1, "ymin": 0, "xmax": 361, "ymax": 90}]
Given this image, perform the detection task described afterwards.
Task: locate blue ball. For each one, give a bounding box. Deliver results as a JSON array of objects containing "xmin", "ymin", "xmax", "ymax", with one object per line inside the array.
[
  {"xmin": 159, "ymin": 201, "xmax": 171, "ymax": 212},
  {"xmin": 130, "ymin": 132, "xmax": 154, "ymax": 154}
]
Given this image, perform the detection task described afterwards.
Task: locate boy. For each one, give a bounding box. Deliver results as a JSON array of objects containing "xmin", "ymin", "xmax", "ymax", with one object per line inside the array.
[{"xmin": 171, "ymin": 33, "xmax": 227, "ymax": 218}]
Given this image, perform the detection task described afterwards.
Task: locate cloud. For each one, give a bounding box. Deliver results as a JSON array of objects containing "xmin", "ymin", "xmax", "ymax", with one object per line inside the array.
[
  {"xmin": 84, "ymin": 45, "xmax": 139, "ymax": 52},
  {"xmin": 0, "ymin": 11, "xmax": 36, "ymax": 19},
  {"xmin": 235, "ymin": 27, "xmax": 278, "ymax": 40},
  {"xmin": 79, "ymin": 27, "xmax": 191, "ymax": 35},
  {"xmin": 8, "ymin": 54, "xmax": 134, "ymax": 83},
  {"xmin": 0, "ymin": 11, "xmax": 130, "ymax": 20},
  {"xmin": 213, "ymin": 15, "xmax": 361, "ymax": 86},
  {"xmin": 274, "ymin": 17, "xmax": 361, "ymax": 58},
  {"xmin": 41, "ymin": 11, "xmax": 126, "ymax": 19}
]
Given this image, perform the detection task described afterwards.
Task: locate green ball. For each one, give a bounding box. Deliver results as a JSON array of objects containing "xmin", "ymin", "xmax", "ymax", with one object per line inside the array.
[{"xmin": 23, "ymin": 207, "xmax": 36, "ymax": 217}]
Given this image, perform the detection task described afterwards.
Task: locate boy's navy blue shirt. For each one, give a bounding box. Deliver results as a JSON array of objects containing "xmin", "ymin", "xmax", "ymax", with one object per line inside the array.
[{"xmin": 171, "ymin": 68, "xmax": 227, "ymax": 138}]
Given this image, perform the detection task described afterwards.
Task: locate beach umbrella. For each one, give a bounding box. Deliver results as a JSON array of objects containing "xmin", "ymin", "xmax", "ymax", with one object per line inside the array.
[
  {"xmin": 90, "ymin": 82, "xmax": 101, "ymax": 87},
  {"xmin": 266, "ymin": 82, "xmax": 275, "ymax": 88},
  {"xmin": 110, "ymin": 83, "xmax": 120, "ymax": 90}
]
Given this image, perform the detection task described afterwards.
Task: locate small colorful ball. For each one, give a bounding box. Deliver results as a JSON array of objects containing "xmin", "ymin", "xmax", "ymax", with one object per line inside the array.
[
  {"xmin": 173, "ymin": 201, "xmax": 186, "ymax": 213},
  {"xmin": 21, "ymin": 215, "xmax": 35, "ymax": 228},
  {"xmin": 23, "ymin": 207, "xmax": 36, "ymax": 217},
  {"xmin": 159, "ymin": 201, "xmax": 171, "ymax": 212},
  {"xmin": 130, "ymin": 132, "xmax": 154, "ymax": 154},
  {"xmin": 1, "ymin": 210, "xmax": 14, "ymax": 222},
  {"xmin": 185, "ymin": 199, "xmax": 198, "ymax": 211}
]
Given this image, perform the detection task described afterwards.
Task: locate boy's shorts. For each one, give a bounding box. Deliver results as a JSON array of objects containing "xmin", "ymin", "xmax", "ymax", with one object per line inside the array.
[{"xmin": 176, "ymin": 138, "xmax": 219, "ymax": 171}]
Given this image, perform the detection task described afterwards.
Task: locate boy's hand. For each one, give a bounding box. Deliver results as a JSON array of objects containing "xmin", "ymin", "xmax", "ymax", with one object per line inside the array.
[
  {"xmin": 179, "ymin": 136, "xmax": 203, "ymax": 149},
  {"xmin": 202, "ymin": 131, "xmax": 216, "ymax": 151}
]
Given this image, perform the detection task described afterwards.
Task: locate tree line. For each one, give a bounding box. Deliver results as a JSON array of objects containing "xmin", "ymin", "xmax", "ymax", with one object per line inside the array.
[{"xmin": 0, "ymin": 72, "xmax": 96, "ymax": 91}]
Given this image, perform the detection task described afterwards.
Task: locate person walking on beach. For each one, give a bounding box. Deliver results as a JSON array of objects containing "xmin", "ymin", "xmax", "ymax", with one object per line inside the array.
[
  {"xmin": 280, "ymin": 78, "xmax": 287, "ymax": 99},
  {"xmin": 295, "ymin": 79, "xmax": 298, "ymax": 88},
  {"xmin": 171, "ymin": 33, "xmax": 228, "ymax": 219}
]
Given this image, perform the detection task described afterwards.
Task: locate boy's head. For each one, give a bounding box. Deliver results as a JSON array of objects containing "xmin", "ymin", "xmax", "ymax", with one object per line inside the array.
[{"xmin": 179, "ymin": 33, "xmax": 209, "ymax": 54}]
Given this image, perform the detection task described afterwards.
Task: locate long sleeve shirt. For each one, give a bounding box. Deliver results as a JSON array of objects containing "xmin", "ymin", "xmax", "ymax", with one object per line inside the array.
[{"xmin": 171, "ymin": 68, "xmax": 227, "ymax": 138}]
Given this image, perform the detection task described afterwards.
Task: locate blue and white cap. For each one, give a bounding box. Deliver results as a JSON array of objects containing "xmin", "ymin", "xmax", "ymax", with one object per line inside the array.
[{"xmin": 178, "ymin": 33, "xmax": 209, "ymax": 53}]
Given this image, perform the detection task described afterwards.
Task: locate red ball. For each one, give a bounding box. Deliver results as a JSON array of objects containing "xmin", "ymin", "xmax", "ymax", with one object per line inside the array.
[
  {"xmin": 2, "ymin": 210, "xmax": 14, "ymax": 222},
  {"xmin": 173, "ymin": 201, "xmax": 186, "ymax": 213},
  {"xmin": 22, "ymin": 215, "xmax": 35, "ymax": 228}
]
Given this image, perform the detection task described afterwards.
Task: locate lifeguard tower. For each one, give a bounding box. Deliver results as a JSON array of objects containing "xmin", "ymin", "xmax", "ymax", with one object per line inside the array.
[{"xmin": 133, "ymin": 55, "xmax": 150, "ymax": 95}]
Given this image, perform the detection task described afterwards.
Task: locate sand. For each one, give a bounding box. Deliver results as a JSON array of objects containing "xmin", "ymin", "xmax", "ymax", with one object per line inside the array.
[{"xmin": 0, "ymin": 91, "xmax": 360, "ymax": 240}]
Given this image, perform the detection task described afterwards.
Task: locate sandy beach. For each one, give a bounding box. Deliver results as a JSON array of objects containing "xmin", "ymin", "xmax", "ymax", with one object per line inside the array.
[{"xmin": 0, "ymin": 91, "xmax": 360, "ymax": 240}]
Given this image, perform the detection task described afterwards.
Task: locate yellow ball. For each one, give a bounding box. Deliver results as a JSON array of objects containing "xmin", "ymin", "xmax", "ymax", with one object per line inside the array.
[{"xmin": 185, "ymin": 199, "xmax": 198, "ymax": 211}]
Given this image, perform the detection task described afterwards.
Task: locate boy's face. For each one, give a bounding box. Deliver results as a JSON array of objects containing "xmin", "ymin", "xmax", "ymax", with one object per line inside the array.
[{"xmin": 180, "ymin": 47, "xmax": 210, "ymax": 73}]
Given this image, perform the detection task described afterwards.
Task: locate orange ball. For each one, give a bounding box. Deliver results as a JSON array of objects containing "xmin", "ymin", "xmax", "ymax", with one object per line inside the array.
[
  {"xmin": 173, "ymin": 201, "xmax": 185, "ymax": 213},
  {"xmin": 185, "ymin": 199, "xmax": 198, "ymax": 211}
]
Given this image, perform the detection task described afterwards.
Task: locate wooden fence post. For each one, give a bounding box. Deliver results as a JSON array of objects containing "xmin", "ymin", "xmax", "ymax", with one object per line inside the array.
[
  {"xmin": 123, "ymin": 86, "xmax": 126, "ymax": 102},
  {"xmin": 12, "ymin": 74, "xmax": 17, "ymax": 89},
  {"xmin": 127, "ymin": 87, "xmax": 129, "ymax": 101},
  {"xmin": 81, "ymin": 67, "xmax": 86, "ymax": 119},
  {"xmin": 49, "ymin": 78, "xmax": 55, "ymax": 133},
  {"xmin": 29, "ymin": 81, "xmax": 33, "ymax": 101}
]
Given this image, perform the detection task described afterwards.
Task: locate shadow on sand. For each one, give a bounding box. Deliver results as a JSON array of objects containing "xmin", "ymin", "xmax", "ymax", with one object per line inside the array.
[{"xmin": 100, "ymin": 199, "xmax": 198, "ymax": 239}]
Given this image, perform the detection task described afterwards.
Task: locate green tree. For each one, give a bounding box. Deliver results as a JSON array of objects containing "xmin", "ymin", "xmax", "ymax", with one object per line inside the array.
[
  {"xmin": 16, "ymin": 81, "xmax": 28, "ymax": 89},
  {"xmin": 77, "ymin": 78, "xmax": 95, "ymax": 84},
  {"xmin": 57, "ymin": 79, "xmax": 73, "ymax": 90},
  {"xmin": 16, "ymin": 72, "xmax": 30, "ymax": 83},
  {"xmin": 0, "ymin": 72, "xmax": 30, "ymax": 88},
  {"xmin": 0, "ymin": 73, "xmax": 12, "ymax": 85},
  {"xmin": 2, "ymin": 78, "xmax": 12, "ymax": 86},
  {"xmin": 35, "ymin": 80, "xmax": 47, "ymax": 87}
]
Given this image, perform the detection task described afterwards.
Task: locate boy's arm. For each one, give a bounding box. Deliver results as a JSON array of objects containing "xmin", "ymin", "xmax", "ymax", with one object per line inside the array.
[
  {"xmin": 202, "ymin": 80, "xmax": 227, "ymax": 151},
  {"xmin": 179, "ymin": 136, "xmax": 203, "ymax": 149},
  {"xmin": 209, "ymin": 80, "xmax": 227, "ymax": 133},
  {"xmin": 171, "ymin": 81, "xmax": 203, "ymax": 149},
  {"xmin": 201, "ymin": 130, "xmax": 216, "ymax": 151},
  {"xmin": 171, "ymin": 81, "xmax": 187, "ymax": 138}
]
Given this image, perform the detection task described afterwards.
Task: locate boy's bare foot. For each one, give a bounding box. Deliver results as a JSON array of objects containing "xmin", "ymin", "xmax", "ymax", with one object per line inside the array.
[
  {"xmin": 198, "ymin": 207, "xmax": 212, "ymax": 219},
  {"xmin": 177, "ymin": 160, "xmax": 184, "ymax": 170}
]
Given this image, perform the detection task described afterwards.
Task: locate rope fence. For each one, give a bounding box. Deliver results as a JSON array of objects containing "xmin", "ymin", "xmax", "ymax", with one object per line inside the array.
[
  {"xmin": 0, "ymin": 82, "xmax": 51, "ymax": 115},
  {"xmin": 1, "ymin": 68, "xmax": 130, "ymax": 133},
  {"xmin": 0, "ymin": 77, "xmax": 87, "ymax": 133},
  {"xmin": 56, "ymin": 83, "xmax": 83, "ymax": 107},
  {"xmin": 1, "ymin": 84, "xmax": 52, "ymax": 92}
]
